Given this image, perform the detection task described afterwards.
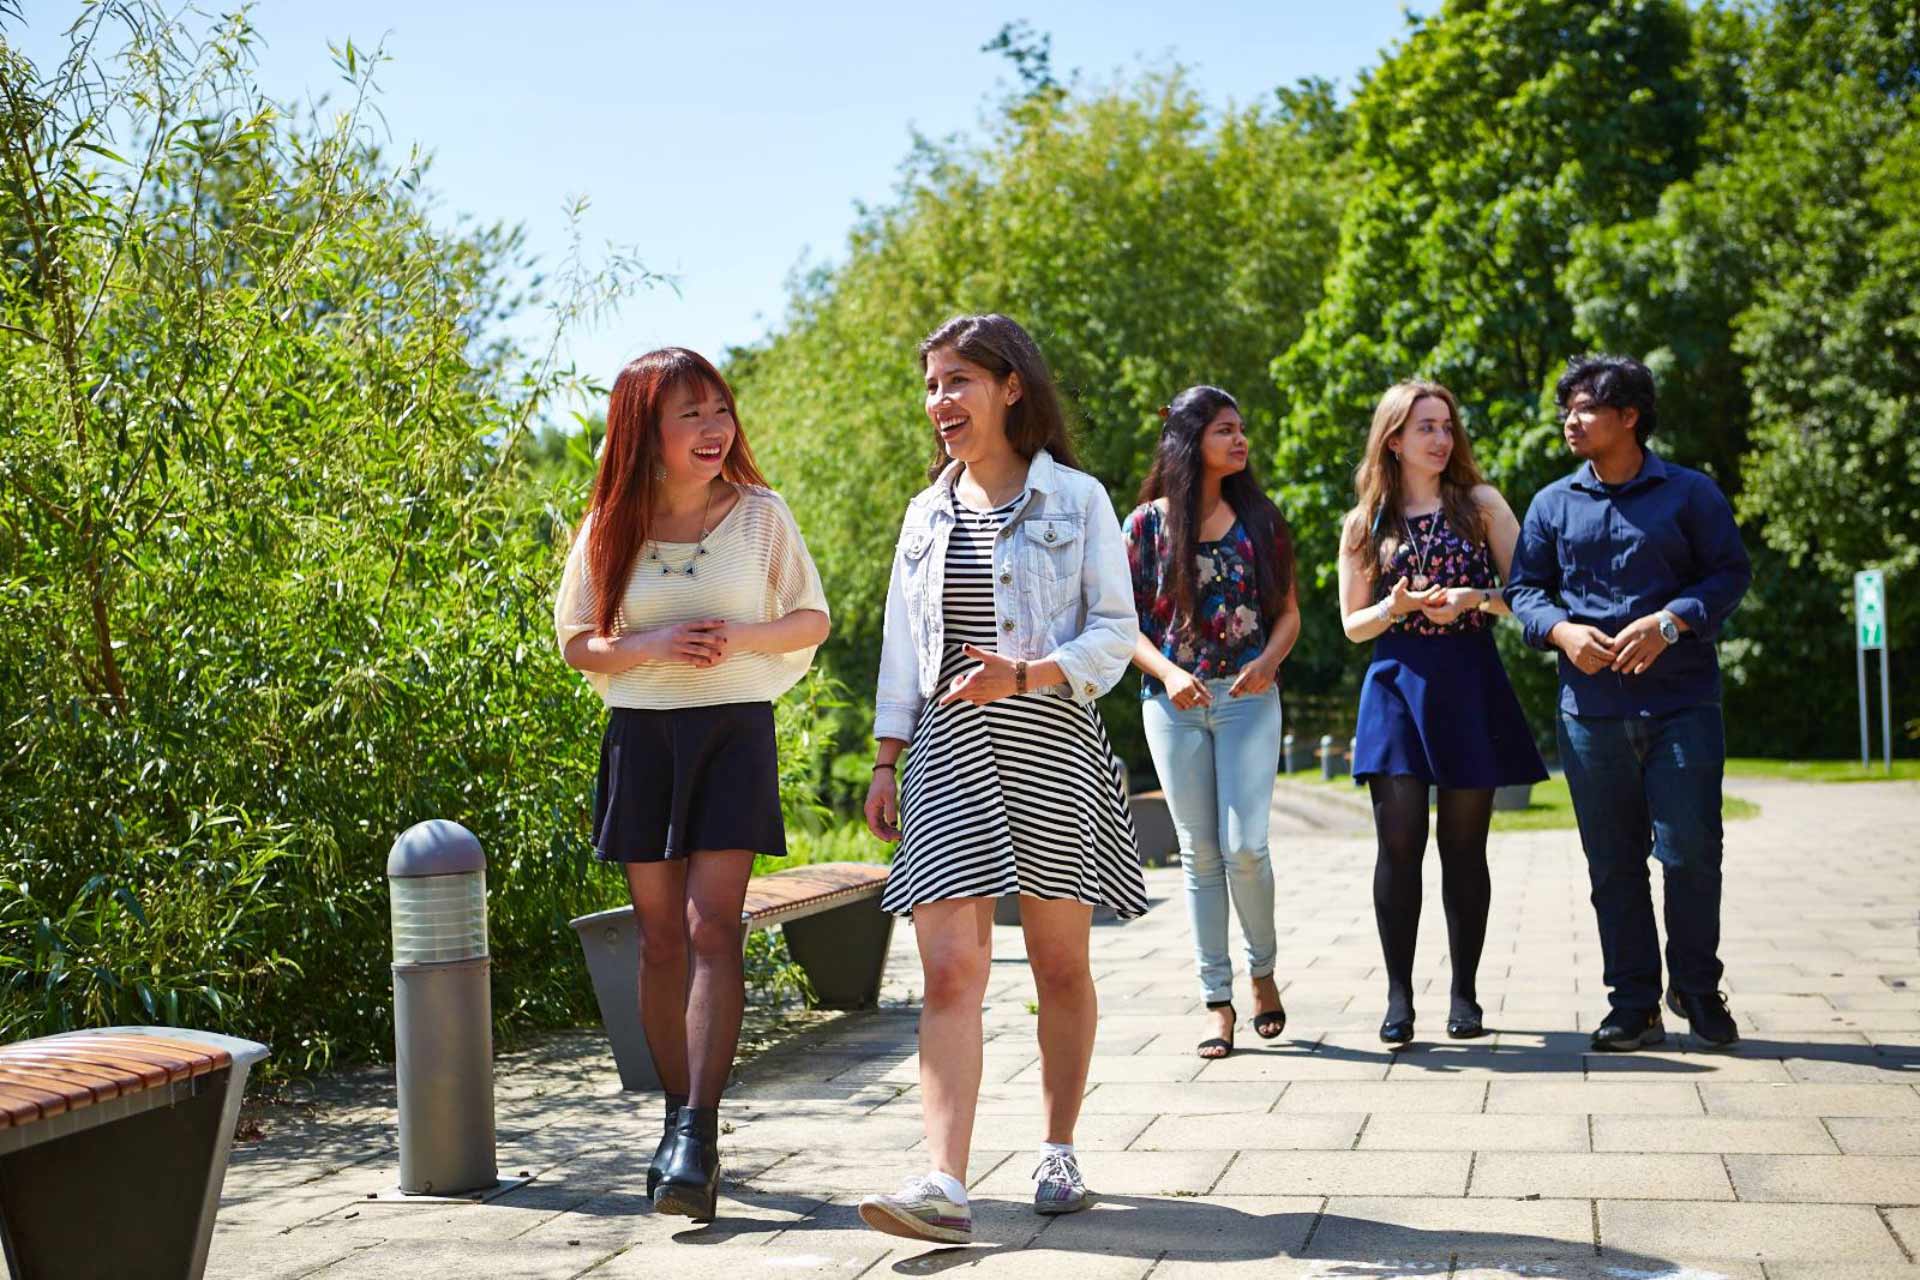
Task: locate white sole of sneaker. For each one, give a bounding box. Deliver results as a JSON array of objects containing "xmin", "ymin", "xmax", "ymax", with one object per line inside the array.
[
  {"xmin": 858, "ymin": 1199, "xmax": 973, "ymax": 1245},
  {"xmin": 1033, "ymin": 1196, "xmax": 1090, "ymax": 1215}
]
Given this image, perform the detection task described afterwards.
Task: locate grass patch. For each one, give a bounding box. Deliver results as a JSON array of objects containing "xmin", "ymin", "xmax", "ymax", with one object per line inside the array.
[
  {"xmin": 1277, "ymin": 771, "xmax": 1759, "ymax": 832},
  {"xmin": 1725, "ymin": 757, "xmax": 1920, "ymax": 783}
]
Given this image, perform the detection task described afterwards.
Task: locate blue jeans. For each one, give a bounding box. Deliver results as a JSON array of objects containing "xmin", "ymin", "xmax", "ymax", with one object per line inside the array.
[
  {"xmin": 1141, "ymin": 681, "xmax": 1281, "ymax": 1005},
  {"xmin": 1557, "ymin": 704, "xmax": 1726, "ymax": 1014}
]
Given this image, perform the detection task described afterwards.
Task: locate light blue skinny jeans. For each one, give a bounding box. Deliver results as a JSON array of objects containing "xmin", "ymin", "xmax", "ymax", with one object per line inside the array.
[{"xmin": 1140, "ymin": 680, "xmax": 1282, "ymax": 1005}]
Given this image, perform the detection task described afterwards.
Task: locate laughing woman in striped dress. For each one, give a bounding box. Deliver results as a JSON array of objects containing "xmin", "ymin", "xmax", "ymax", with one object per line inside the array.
[{"xmin": 858, "ymin": 314, "xmax": 1144, "ymax": 1245}]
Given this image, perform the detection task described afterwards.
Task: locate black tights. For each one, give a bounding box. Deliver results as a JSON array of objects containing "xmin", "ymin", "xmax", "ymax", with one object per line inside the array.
[{"xmin": 1368, "ymin": 776, "xmax": 1494, "ymax": 1022}]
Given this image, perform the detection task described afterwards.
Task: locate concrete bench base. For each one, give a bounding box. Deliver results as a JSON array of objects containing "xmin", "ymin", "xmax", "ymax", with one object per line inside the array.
[
  {"xmin": 570, "ymin": 863, "xmax": 893, "ymax": 1093},
  {"xmin": 0, "ymin": 1027, "xmax": 268, "ymax": 1280}
]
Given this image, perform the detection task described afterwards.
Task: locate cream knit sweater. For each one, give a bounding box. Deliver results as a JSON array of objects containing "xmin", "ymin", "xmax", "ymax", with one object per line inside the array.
[{"xmin": 553, "ymin": 486, "xmax": 828, "ymax": 708}]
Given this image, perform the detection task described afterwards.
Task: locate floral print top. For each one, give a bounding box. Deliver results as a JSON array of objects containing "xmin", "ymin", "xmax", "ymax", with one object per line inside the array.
[
  {"xmin": 1377, "ymin": 509, "xmax": 1496, "ymax": 637},
  {"xmin": 1122, "ymin": 501, "xmax": 1284, "ymax": 699}
]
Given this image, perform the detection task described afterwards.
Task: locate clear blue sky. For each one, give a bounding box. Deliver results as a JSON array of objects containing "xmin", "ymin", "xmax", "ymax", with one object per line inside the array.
[{"xmin": 15, "ymin": 3, "xmax": 1417, "ymax": 402}]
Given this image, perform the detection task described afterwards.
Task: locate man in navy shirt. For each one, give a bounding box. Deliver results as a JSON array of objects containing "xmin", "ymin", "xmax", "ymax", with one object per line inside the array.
[{"xmin": 1508, "ymin": 355, "xmax": 1752, "ymax": 1052}]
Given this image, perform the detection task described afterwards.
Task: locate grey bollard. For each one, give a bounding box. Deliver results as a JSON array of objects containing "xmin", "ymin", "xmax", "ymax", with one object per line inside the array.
[
  {"xmin": 1319, "ymin": 734, "xmax": 1337, "ymax": 780},
  {"xmin": 1281, "ymin": 732, "xmax": 1296, "ymax": 774},
  {"xmin": 388, "ymin": 819, "xmax": 498, "ymax": 1196}
]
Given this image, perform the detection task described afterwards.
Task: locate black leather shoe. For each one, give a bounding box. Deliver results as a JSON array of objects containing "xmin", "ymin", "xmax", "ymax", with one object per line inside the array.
[
  {"xmin": 653, "ymin": 1105, "xmax": 720, "ymax": 1221},
  {"xmin": 1666, "ymin": 987, "xmax": 1739, "ymax": 1048},
  {"xmin": 647, "ymin": 1092, "xmax": 687, "ymax": 1200},
  {"xmin": 1590, "ymin": 1007, "xmax": 1665, "ymax": 1052},
  {"xmin": 1446, "ymin": 999, "xmax": 1487, "ymax": 1039},
  {"xmin": 1379, "ymin": 1018, "xmax": 1414, "ymax": 1047}
]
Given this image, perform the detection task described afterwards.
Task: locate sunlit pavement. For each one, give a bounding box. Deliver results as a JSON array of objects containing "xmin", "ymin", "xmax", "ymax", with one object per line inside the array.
[{"xmin": 209, "ymin": 774, "xmax": 1920, "ymax": 1279}]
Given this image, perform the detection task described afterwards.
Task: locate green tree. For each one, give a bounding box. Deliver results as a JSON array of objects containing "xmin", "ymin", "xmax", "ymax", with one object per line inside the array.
[
  {"xmin": 1566, "ymin": 0, "xmax": 1919, "ymax": 750},
  {"xmin": 732, "ymin": 65, "xmax": 1352, "ymax": 771},
  {"xmin": 1271, "ymin": 0, "xmax": 1703, "ymax": 721}
]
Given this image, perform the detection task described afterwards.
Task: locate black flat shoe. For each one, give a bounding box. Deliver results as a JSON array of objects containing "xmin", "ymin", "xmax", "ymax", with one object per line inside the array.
[
  {"xmin": 1379, "ymin": 1019, "xmax": 1414, "ymax": 1046},
  {"xmin": 647, "ymin": 1092, "xmax": 686, "ymax": 1200},
  {"xmin": 653, "ymin": 1105, "xmax": 720, "ymax": 1221},
  {"xmin": 1197, "ymin": 1001, "xmax": 1235, "ymax": 1060},
  {"xmin": 1446, "ymin": 999, "xmax": 1487, "ymax": 1039}
]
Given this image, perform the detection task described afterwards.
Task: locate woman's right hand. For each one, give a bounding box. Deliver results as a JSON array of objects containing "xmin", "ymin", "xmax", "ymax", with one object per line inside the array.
[
  {"xmin": 1164, "ymin": 667, "xmax": 1213, "ymax": 711},
  {"xmin": 864, "ymin": 769, "xmax": 901, "ymax": 842},
  {"xmin": 641, "ymin": 619, "xmax": 729, "ymax": 667},
  {"xmin": 1383, "ymin": 576, "xmax": 1443, "ymax": 621}
]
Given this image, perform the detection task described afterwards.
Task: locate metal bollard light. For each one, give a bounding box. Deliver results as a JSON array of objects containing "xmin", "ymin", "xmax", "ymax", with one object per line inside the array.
[
  {"xmin": 388, "ymin": 819, "xmax": 498, "ymax": 1196},
  {"xmin": 1280, "ymin": 732, "xmax": 1296, "ymax": 774},
  {"xmin": 1319, "ymin": 734, "xmax": 1337, "ymax": 780}
]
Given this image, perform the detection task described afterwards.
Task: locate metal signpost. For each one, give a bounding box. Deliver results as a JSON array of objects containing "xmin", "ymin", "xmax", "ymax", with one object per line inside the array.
[{"xmin": 1855, "ymin": 569, "xmax": 1891, "ymax": 774}]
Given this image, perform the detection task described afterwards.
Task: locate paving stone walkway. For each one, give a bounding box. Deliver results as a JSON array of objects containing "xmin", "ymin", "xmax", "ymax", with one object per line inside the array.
[{"xmin": 209, "ymin": 775, "xmax": 1920, "ymax": 1279}]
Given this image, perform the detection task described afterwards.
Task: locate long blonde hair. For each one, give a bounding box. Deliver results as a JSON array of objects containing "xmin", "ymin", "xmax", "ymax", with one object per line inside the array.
[{"xmin": 1343, "ymin": 380, "xmax": 1488, "ymax": 585}]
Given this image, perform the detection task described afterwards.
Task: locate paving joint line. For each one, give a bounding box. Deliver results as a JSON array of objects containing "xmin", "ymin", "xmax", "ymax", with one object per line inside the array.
[
  {"xmin": 1138, "ymin": 1248, "xmax": 1169, "ymax": 1280},
  {"xmin": 1588, "ymin": 1196, "xmax": 1601, "ymax": 1257},
  {"xmin": 1350, "ymin": 1114, "xmax": 1372, "ymax": 1151},
  {"xmin": 1463, "ymin": 1148, "xmax": 1477, "ymax": 1196},
  {"xmin": 1296, "ymin": 1194, "xmax": 1330, "ymax": 1257},
  {"xmin": 1879, "ymin": 1204, "xmax": 1917, "ymax": 1263},
  {"xmin": 1718, "ymin": 1152, "xmax": 1740, "ymax": 1201},
  {"xmin": 1205, "ymin": 1149, "xmax": 1241, "ymax": 1195}
]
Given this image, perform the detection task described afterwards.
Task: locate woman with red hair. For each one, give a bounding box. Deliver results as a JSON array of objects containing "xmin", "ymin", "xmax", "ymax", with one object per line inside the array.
[{"xmin": 554, "ymin": 347, "xmax": 829, "ymax": 1222}]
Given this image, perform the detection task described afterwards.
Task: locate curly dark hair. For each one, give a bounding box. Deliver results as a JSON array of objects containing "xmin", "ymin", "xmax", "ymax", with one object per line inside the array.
[{"xmin": 1556, "ymin": 354, "xmax": 1658, "ymax": 445}]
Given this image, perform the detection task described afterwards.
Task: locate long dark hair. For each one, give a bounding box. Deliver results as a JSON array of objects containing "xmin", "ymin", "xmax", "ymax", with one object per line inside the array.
[
  {"xmin": 585, "ymin": 347, "xmax": 767, "ymax": 637},
  {"xmin": 918, "ymin": 313, "xmax": 1077, "ymax": 481},
  {"xmin": 1137, "ymin": 385, "xmax": 1294, "ymax": 634}
]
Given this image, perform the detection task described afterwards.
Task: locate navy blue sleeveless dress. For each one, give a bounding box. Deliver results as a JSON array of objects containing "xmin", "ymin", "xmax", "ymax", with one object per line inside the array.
[{"xmin": 1352, "ymin": 510, "xmax": 1548, "ymax": 789}]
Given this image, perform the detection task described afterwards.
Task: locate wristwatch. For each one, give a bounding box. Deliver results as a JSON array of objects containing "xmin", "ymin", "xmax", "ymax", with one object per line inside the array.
[{"xmin": 1655, "ymin": 611, "xmax": 1680, "ymax": 644}]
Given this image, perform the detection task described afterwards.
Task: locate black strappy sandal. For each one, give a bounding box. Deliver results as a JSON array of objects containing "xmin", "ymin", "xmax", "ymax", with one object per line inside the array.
[
  {"xmin": 1251, "ymin": 976, "xmax": 1287, "ymax": 1040},
  {"xmin": 1196, "ymin": 1000, "xmax": 1235, "ymax": 1059},
  {"xmin": 1252, "ymin": 1003, "xmax": 1287, "ymax": 1040}
]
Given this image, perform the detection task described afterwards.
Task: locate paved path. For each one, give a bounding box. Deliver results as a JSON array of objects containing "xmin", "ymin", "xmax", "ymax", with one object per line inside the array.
[{"xmin": 209, "ymin": 776, "xmax": 1920, "ymax": 1279}]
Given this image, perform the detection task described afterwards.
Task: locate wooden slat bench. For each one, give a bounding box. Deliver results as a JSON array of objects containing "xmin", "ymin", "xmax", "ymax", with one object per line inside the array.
[
  {"xmin": 571, "ymin": 862, "xmax": 892, "ymax": 1092},
  {"xmin": 0, "ymin": 1026, "xmax": 268, "ymax": 1280}
]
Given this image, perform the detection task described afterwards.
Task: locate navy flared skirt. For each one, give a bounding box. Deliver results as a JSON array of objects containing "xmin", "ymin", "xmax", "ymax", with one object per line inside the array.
[{"xmin": 1353, "ymin": 628, "xmax": 1548, "ymax": 789}]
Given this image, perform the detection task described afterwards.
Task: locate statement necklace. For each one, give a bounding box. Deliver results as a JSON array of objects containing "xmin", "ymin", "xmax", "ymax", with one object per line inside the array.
[
  {"xmin": 646, "ymin": 485, "xmax": 715, "ymax": 577},
  {"xmin": 1403, "ymin": 509, "xmax": 1440, "ymax": 590}
]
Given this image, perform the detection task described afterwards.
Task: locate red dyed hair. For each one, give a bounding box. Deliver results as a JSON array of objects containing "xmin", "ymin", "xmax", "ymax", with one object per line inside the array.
[{"xmin": 585, "ymin": 348, "xmax": 768, "ymax": 636}]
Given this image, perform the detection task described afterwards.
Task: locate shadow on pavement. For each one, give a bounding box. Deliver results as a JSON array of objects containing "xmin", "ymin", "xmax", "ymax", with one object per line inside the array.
[{"xmin": 852, "ymin": 1194, "xmax": 1687, "ymax": 1276}]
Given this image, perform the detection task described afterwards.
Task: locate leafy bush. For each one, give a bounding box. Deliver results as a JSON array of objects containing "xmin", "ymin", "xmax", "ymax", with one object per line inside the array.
[{"xmin": 0, "ymin": 8, "xmax": 837, "ymax": 1073}]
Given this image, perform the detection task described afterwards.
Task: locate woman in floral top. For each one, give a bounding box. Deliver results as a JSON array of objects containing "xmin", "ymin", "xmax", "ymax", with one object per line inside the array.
[
  {"xmin": 1123, "ymin": 385, "xmax": 1300, "ymax": 1058},
  {"xmin": 1335, "ymin": 380, "xmax": 1546, "ymax": 1048}
]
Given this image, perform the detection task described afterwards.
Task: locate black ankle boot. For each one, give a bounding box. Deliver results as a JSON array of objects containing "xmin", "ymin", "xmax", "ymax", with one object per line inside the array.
[
  {"xmin": 652, "ymin": 1105, "xmax": 720, "ymax": 1221},
  {"xmin": 647, "ymin": 1092, "xmax": 687, "ymax": 1200}
]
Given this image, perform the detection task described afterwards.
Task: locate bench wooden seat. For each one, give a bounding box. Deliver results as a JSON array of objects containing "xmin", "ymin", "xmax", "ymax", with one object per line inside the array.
[
  {"xmin": 741, "ymin": 862, "xmax": 889, "ymax": 927},
  {"xmin": 0, "ymin": 1026, "xmax": 267, "ymax": 1280},
  {"xmin": 571, "ymin": 861, "xmax": 893, "ymax": 1092},
  {"xmin": 0, "ymin": 1034, "xmax": 234, "ymax": 1125}
]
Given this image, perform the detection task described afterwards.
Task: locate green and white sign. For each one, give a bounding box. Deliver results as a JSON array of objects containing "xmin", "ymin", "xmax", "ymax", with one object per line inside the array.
[{"xmin": 1855, "ymin": 569, "xmax": 1887, "ymax": 651}]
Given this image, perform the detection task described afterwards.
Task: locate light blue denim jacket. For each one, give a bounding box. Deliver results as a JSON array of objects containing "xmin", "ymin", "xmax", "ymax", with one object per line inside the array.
[{"xmin": 874, "ymin": 449, "xmax": 1139, "ymax": 743}]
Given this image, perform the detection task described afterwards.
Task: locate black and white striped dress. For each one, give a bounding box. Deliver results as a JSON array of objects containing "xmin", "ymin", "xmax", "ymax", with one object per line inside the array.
[{"xmin": 886, "ymin": 496, "xmax": 1147, "ymax": 919}]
